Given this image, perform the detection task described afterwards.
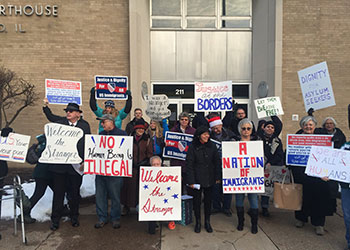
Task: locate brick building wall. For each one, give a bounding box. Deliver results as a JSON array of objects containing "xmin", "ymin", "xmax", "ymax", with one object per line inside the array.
[
  {"xmin": 0, "ymin": 0, "xmax": 130, "ymax": 149},
  {"xmin": 282, "ymin": 0, "xmax": 350, "ymax": 140}
]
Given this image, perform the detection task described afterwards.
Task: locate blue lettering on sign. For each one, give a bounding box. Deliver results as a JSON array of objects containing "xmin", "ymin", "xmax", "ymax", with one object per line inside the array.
[
  {"xmin": 197, "ymin": 97, "xmax": 233, "ymax": 111},
  {"xmin": 222, "ymin": 177, "xmax": 264, "ymax": 186}
]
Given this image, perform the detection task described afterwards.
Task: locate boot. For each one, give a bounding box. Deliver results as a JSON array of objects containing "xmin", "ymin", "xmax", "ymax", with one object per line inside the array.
[
  {"xmin": 194, "ymin": 217, "xmax": 201, "ymax": 233},
  {"xmin": 236, "ymin": 207, "xmax": 244, "ymax": 231},
  {"xmin": 204, "ymin": 218, "xmax": 213, "ymax": 233},
  {"xmin": 249, "ymin": 208, "xmax": 259, "ymax": 234}
]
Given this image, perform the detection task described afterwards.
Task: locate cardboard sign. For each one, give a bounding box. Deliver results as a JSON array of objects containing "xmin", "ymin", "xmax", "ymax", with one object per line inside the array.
[
  {"xmin": 194, "ymin": 81, "xmax": 232, "ymax": 112},
  {"xmin": 39, "ymin": 123, "xmax": 83, "ymax": 164},
  {"xmin": 305, "ymin": 146, "xmax": 350, "ymax": 183},
  {"xmin": 286, "ymin": 134, "xmax": 333, "ymax": 167},
  {"xmin": 264, "ymin": 165, "xmax": 290, "ymax": 198},
  {"xmin": 222, "ymin": 141, "xmax": 265, "ymax": 194},
  {"xmin": 139, "ymin": 166, "xmax": 181, "ymax": 221},
  {"xmin": 297, "ymin": 61, "xmax": 336, "ymax": 111},
  {"xmin": 144, "ymin": 94, "xmax": 171, "ymax": 121},
  {"xmin": 163, "ymin": 132, "xmax": 193, "ymax": 161},
  {"xmin": 84, "ymin": 135, "xmax": 133, "ymax": 177},
  {"xmin": 95, "ymin": 75, "xmax": 128, "ymax": 100},
  {"xmin": 254, "ymin": 96, "xmax": 284, "ymax": 119},
  {"xmin": 0, "ymin": 132, "xmax": 30, "ymax": 163},
  {"xmin": 45, "ymin": 79, "xmax": 82, "ymax": 105}
]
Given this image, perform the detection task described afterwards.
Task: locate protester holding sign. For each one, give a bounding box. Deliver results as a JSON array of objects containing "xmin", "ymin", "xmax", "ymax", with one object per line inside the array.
[
  {"xmin": 94, "ymin": 114, "xmax": 127, "ymax": 229},
  {"xmin": 146, "ymin": 119, "xmax": 169, "ymax": 158},
  {"xmin": 121, "ymin": 120, "xmax": 152, "ymax": 216},
  {"xmin": 340, "ymin": 141, "xmax": 350, "ymax": 250},
  {"xmin": 234, "ymin": 119, "xmax": 261, "ymax": 234},
  {"xmin": 260, "ymin": 120, "xmax": 284, "ymax": 217},
  {"xmin": 170, "ymin": 112, "xmax": 196, "ymax": 194},
  {"xmin": 290, "ymin": 115, "xmax": 336, "ymax": 236},
  {"xmin": 42, "ymin": 102, "xmax": 91, "ymax": 231},
  {"xmin": 186, "ymin": 126, "xmax": 221, "ymax": 233},
  {"xmin": 89, "ymin": 87, "xmax": 132, "ymax": 133},
  {"xmin": 321, "ymin": 117, "xmax": 346, "ymax": 149},
  {"xmin": 208, "ymin": 115, "xmax": 235, "ymax": 217},
  {"xmin": 257, "ymin": 115, "xmax": 283, "ymax": 138}
]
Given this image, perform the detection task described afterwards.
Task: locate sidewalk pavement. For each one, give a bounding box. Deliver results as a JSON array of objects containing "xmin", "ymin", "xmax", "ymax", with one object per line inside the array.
[{"xmin": 0, "ymin": 200, "xmax": 347, "ymax": 250}]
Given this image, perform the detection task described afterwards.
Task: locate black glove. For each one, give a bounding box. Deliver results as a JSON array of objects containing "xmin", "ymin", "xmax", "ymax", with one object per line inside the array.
[
  {"xmin": 307, "ymin": 108, "xmax": 314, "ymax": 116},
  {"xmin": 1, "ymin": 127, "xmax": 13, "ymax": 137}
]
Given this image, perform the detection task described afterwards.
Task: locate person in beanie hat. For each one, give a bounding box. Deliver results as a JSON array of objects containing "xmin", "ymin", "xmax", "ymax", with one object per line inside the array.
[
  {"xmin": 208, "ymin": 115, "xmax": 236, "ymax": 216},
  {"xmin": 89, "ymin": 87, "xmax": 132, "ymax": 133},
  {"xmin": 121, "ymin": 119, "xmax": 152, "ymax": 216},
  {"xmin": 186, "ymin": 126, "xmax": 221, "ymax": 233}
]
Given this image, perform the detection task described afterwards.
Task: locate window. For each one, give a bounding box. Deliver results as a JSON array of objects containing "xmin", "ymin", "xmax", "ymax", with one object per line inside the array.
[{"xmin": 150, "ymin": 0, "xmax": 252, "ymax": 30}]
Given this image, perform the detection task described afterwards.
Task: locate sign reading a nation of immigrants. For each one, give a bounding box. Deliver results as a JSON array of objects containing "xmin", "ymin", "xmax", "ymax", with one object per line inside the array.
[
  {"xmin": 0, "ymin": 132, "xmax": 30, "ymax": 163},
  {"xmin": 222, "ymin": 141, "xmax": 265, "ymax": 194},
  {"xmin": 84, "ymin": 135, "xmax": 133, "ymax": 177},
  {"xmin": 39, "ymin": 123, "xmax": 83, "ymax": 164},
  {"xmin": 139, "ymin": 166, "xmax": 181, "ymax": 221}
]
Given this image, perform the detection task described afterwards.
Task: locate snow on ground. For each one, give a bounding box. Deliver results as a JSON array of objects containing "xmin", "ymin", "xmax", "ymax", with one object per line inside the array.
[{"xmin": 1, "ymin": 174, "xmax": 96, "ymax": 222}]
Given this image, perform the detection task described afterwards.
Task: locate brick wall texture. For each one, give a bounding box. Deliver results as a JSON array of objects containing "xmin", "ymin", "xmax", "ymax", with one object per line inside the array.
[{"xmin": 282, "ymin": 0, "xmax": 350, "ymax": 140}]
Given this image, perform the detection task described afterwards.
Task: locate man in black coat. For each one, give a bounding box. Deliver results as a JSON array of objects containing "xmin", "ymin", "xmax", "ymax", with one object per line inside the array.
[
  {"xmin": 43, "ymin": 102, "xmax": 91, "ymax": 230},
  {"xmin": 125, "ymin": 108, "xmax": 149, "ymax": 135}
]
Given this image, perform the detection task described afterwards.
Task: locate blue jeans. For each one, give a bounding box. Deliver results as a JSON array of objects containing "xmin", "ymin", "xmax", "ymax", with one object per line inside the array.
[
  {"xmin": 261, "ymin": 195, "xmax": 270, "ymax": 209},
  {"xmin": 341, "ymin": 188, "xmax": 350, "ymax": 248},
  {"xmin": 235, "ymin": 193, "xmax": 258, "ymax": 209},
  {"xmin": 95, "ymin": 175, "xmax": 123, "ymax": 222},
  {"xmin": 212, "ymin": 183, "xmax": 233, "ymax": 210}
]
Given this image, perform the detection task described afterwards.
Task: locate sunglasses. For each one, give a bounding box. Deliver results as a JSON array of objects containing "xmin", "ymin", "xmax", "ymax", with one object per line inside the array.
[
  {"xmin": 66, "ymin": 110, "xmax": 75, "ymax": 113},
  {"xmin": 241, "ymin": 127, "xmax": 251, "ymax": 131}
]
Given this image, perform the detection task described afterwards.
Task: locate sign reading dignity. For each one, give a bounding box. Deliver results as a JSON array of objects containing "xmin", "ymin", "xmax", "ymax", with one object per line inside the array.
[
  {"xmin": 0, "ymin": 132, "xmax": 30, "ymax": 163},
  {"xmin": 163, "ymin": 132, "xmax": 193, "ymax": 161},
  {"xmin": 95, "ymin": 75, "xmax": 128, "ymax": 100},
  {"xmin": 39, "ymin": 123, "xmax": 83, "ymax": 164},
  {"xmin": 297, "ymin": 61, "xmax": 336, "ymax": 111},
  {"xmin": 286, "ymin": 134, "xmax": 333, "ymax": 167},
  {"xmin": 194, "ymin": 81, "xmax": 233, "ymax": 112},
  {"xmin": 254, "ymin": 96, "xmax": 284, "ymax": 119},
  {"xmin": 139, "ymin": 166, "xmax": 181, "ymax": 221},
  {"xmin": 45, "ymin": 79, "xmax": 82, "ymax": 105},
  {"xmin": 144, "ymin": 94, "xmax": 171, "ymax": 121},
  {"xmin": 84, "ymin": 135, "xmax": 133, "ymax": 177},
  {"xmin": 222, "ymin": 141, "xmax": 265, "ymax": 194},
  {"xmin": 305, "ymin": 146, "xmax": 350, "ymax": 183}
]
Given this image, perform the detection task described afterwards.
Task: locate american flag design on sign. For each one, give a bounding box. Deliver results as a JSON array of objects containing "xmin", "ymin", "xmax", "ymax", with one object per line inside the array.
[
  {"xmin": 107, "ymin": 82, "xmax": 116, "ymax": 93},
  {"xmin": 178, "ymin": 141, "xmax": 187, "ymax": 152}
]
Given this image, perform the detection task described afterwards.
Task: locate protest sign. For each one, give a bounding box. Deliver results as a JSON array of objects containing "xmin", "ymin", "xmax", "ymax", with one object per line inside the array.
[
  {"xmin": 305, "ymin": 146, "xmax": 350, "ymax": 183},
  {"xmin": 39, "ymin": 123, "xmax": 83, "ymax": 164},
  {"xmin": 194, "ymin": 81, "xmax": 232, "ymax": 112},
  {"xmin": 139, "ymin": 166, "xmax": 181, "ymax": 221},
  {"xmin": 45, "ymin": 79, "xmax": 82, "ymax": 105},
  {"xmin": 254, "ymin": 96, "xmax": 284, "ymax": 119},
  {"xmin": 144, "ymin": 94, "xmax": 171, "ymax": 121},
  {"xmin": 95, "ymin": 75, "xmax": 128, "ymax": 100},
  {"xmin": 222, "ymin": 141, "xmax": 265, "ymax": 194},
  {"xmin": 286, "ymin": 134, "xmax": 333, "ymax": 167},
  {"xmin": 163, "ymin": 132, "xmax": 193, "ymax": 161},
  {"xmin": 297, "ymin": 61, "xmax": 335, "ymax": 111},
  {"xmin": 0, "ymin": 132, "xmax": 30, "ymax": 163},
  {"xmin": 264, "ymin": 165, "xmax": 290, "ymax": 198},
  {"xmin": 84, "ymin": 135, "xmax": 133, "ymax": 177}
]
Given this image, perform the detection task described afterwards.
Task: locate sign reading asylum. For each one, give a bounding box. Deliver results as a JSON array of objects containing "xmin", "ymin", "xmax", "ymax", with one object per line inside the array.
[{"xmin": 0, "ymin": 4, "xmax": 58, "ymax": 33}]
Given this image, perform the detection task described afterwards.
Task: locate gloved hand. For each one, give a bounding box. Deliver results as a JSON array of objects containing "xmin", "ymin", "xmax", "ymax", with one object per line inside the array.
[
  {"xmin": 307, "ymin": 108, "xmax": 314, "ymax": 116},
  {"xmin": 1, "ymin": 127, "xmax": 13, "ymax": 137},
  {"xmin": 90, "ymin": 87, "xmax": 95, "ymax": 94},
  {"xmin": 126, "ymin": 90, "xmax": 131, "ymax": 96}
]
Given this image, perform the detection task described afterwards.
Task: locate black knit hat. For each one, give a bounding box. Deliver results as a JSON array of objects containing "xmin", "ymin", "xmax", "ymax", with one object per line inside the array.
[
  {"xmin": 264, "ymin": 121, "xmax": 275, "ymax": 128},
  {"xmin": 194, "ymin": 126, "xmax": 210, "ymax": 138}
]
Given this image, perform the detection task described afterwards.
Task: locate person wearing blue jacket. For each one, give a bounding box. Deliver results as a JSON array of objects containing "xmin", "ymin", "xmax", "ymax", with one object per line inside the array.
[
  {"xmin": 146, "ymin": 118, "xmax": 169, "ymax": 157},
  {"xmin": 89, "ymin": 87, "xmax": 132, "ymax": 133}
]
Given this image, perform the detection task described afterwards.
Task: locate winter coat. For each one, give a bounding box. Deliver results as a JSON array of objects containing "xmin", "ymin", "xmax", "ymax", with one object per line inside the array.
[
  {"xmin": 186, "ymin": 129, "xmax": 221, "ymax": 188},
  {"xmin": 291, "ymin": 128, "xmax": 337, "ymax": 217},
  {"xmin": 169, "ymin": 123, "xmax": 196, "ymax": 173},
  {"xmin": 192, "ymin": 112, "xmax": 209, "ymax": 129},
  {"xmin": 133, "ymin": 132, "xmax": 153, "ymax": 168},
  {"xmin": 148, "ymin": 119, "xmax": 169, "ymax": 156},
  {"xmin": 262, "ymin": 134, "xmax": 284, "ymax": 166},
  {"xmin": 321, "ymin": 127, "xmax": 346, "ymax": 149},
  {"xmin": 257, "ymin": 116, "xmax": 283, "ymax": 138}
]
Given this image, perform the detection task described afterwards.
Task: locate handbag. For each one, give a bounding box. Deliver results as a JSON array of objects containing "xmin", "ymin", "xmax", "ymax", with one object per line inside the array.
[{"xmin": 273, "ymin": 171, "xmax": 303, "ymax": 211}]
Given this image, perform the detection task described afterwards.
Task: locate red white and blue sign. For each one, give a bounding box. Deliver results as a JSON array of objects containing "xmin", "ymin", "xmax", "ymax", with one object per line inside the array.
[
  {"xmin": 95, "ymin": 75, "xmax": 128, "ymax": 100},
  {"xmin": 163, "ymin": 132, "xmax": 193, "ymax": 161},
  {"xmin": 45, "ymin": 79, "xmax": 82, "ymax": 105}
]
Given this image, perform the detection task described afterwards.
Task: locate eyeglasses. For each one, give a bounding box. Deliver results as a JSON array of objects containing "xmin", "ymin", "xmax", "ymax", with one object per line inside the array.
[
  {"xmin": 66, "ymin": 110, "xmax": 74, "ymax": 113},
  {"xmin": 180, "ymin": 118, "xmax": 189, "ymax": 121},
  {"xmin": 241, "ymin": 127, "xmax": 251, "ymax": 131}
]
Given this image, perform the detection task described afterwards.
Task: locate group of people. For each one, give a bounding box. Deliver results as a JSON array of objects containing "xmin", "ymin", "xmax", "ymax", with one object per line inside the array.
[{"xmin": 0, "ymin": 92, "xmax": 349, "ymax": 250}]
